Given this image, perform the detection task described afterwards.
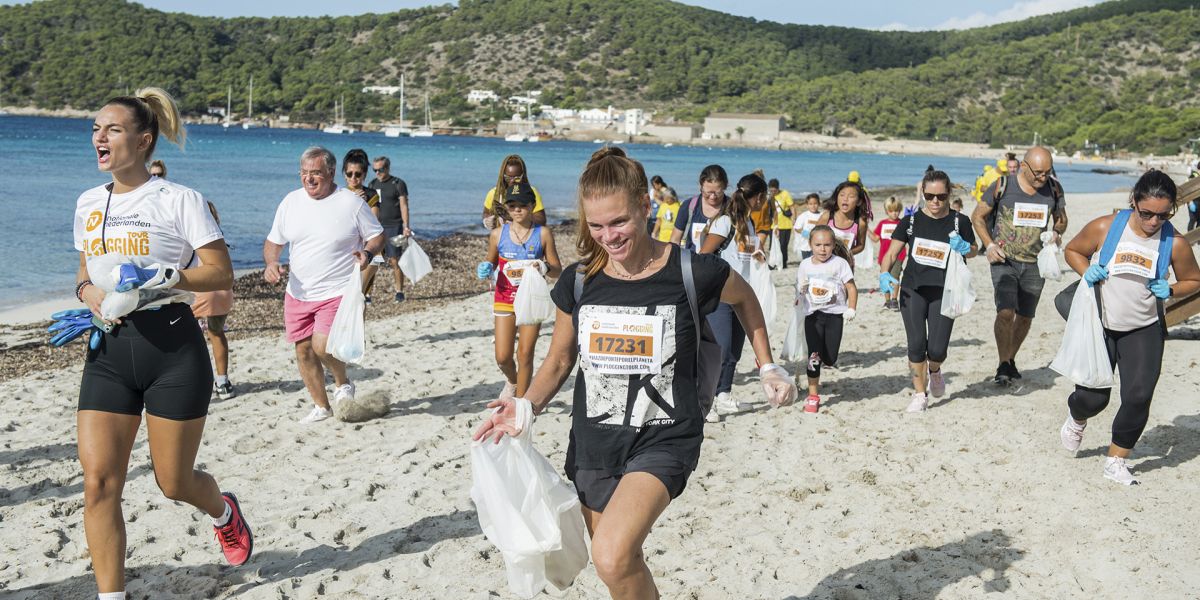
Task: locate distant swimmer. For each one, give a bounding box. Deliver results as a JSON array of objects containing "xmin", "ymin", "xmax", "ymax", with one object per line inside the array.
[
  {"xmin": 1059, "ymin": 170, "xmax": 1200, "ymax": 484},
  {"xmin": 368, "ymin": 156, "xmax": 412, "ymax": 302},
  {"xmin": 971, "ymin": 146, "xmax": 1067, "ymax": 386},
  {"xmin": 795, "ymin": 225, "xmax": 858, "ymax": 413},
  {"xmin": 473, "ymin": 146, "xmax": 795, "ymax": 600},
  {"xmin": 879, "ymin": 168, "xmax": 977, "ymax": 412},
  {"xmin": 476, "ymin": 179, "xmax": 562, "ymax": 398},
  {"xmin": 263, "ymin": 147, "xmax": 384, "ymax": 423},
  {"xmin": 482, "ymin": 154, "xmax": 547, "ymax": 229},
  {"xmin": 66, "ymin": 87, "xmax": 251, "ymax": 599}
]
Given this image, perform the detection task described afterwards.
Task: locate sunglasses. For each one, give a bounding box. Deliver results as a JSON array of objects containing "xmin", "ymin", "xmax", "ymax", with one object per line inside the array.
[
  {"xmin": 373, "ymin": 167, "xmax": 387, "ymax": 173},
  {"xmin": 344, "ymin": 171, "xmax": 365, "ymax": 179},
  {"xmin": 1136, "ymin": 207, "xmax": 1175, "ymax": 222},
  {"xmin": 923, "ymin": 192, "xmax": 950, "ymax": 201},
  {"xmin": 1021, "ymin": 161, "xmax": 1051, "ymax": 179}
]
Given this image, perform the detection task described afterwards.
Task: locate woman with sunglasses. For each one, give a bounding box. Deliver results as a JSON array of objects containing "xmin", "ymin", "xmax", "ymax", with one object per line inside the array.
[
  {"xmin": 879, "ymin": 169, "xmax": 976, "ymax": 413},
  {"xmin": 1059, "ymin": 170, "xmax": 1200, "ymax": 485},
  {"xmin": 342, "ymin": 149, "xmax": 384, "ymax": 301},
  {"xmin": 482, "ymin": 154, "xmax": 547, "ymax": 229}
]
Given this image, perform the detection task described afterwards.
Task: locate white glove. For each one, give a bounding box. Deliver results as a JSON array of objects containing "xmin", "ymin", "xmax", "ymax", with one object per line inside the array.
[
  {"xmin": 759, "ymin": 363, "xmax": 797, "ymax": 408},
  {"xmin": 844, "ymin": 308, "xmax": 856, "ymax": 321},
  {"xmin": 482, "ymin": 215, "xmax": 500, "ymax": 230}
]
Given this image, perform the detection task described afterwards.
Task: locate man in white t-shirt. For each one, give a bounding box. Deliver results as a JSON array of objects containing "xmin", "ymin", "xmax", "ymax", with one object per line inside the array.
[{"xmin": 264, "ymin": 146, "xmax": 385, "ymax": 423}]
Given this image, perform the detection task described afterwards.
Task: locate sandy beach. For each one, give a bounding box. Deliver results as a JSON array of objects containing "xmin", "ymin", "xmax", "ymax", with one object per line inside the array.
[{"xmin": 3, "ymin": 191, "xmax": 1200, "ymax": 599}]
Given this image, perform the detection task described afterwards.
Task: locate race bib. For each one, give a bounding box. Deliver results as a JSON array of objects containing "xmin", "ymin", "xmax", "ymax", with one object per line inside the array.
[
  {"xmin": 580, "ymin": 312, "xmax": 664, "ymax": 375},
  {"xmin": 690, "ymin": 223, "xmax": 707, "ymax": 248},
  {"xmin": 1109, "ymin": 242, "xmax": 1157, "ymax": 278},
  {"xmin": 806, "ymin": 277, "xmax": 837, "ymax": 306},
  {"xmin": 1013, "ymin": 202, "xmax": 1049, "ymax": 228},
  {"xmin": 911, "ymin": 238, "xmax": 950, "ymax": 269},
  {"xmin": 880, "ymin": 223, "xmax": 897, "ymax": 239},
  {"xmin": 502, "ymin": 260, "xmax": 534, "ymax": 286}
]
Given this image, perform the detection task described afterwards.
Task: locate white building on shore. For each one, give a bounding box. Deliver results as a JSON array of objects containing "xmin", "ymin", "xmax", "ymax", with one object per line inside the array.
[
  {"xmin": 703, "ymin": 113, "xmax": 787, "ymax": 141},
  {"xmin": 362, "ymin": 85, "xmax": 402, "ymax": 95},
  {"xmin": 467, "ymin": 89, "xmax": 499, "ymax": 104}
]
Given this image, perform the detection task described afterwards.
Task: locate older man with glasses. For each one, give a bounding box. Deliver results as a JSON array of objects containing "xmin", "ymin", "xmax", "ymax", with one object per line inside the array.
[
  {"xmin": 263, "ymin": 146, "xmax": 384, "ymax": 423},
  {"xmin": 971, "ymin": 146, "xmax": 1068, "ymax": 386}
]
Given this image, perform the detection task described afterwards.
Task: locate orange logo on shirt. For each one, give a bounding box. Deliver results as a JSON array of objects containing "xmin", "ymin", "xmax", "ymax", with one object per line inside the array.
[{"xmin": 85, "ymin": 211, "xmax": 103, "ymax": 232}]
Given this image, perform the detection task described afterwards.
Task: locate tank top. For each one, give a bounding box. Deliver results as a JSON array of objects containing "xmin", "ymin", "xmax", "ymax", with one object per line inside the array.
[
  {"xmin": 494, "ymin": 223, "xmax": 545, "ymax": 310},
  {"xmin": 830, "ymin": 214, "xmax": 859, "ymax": 250},
  {"xmin": 1099, "ymin": 221, "xmax": 1160, "ymax": 332}
]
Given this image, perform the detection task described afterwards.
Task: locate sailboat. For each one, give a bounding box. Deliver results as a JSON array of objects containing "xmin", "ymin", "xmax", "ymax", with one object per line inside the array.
[
  {"xmin": 322, "ymin": 94, "xmax": 356, "ymax": 134},
  {"xmin": 383, "ymin": 74, "xmax": 411, "ymax": 138},
  {"xmin": 241, "ymin": 76, "xmax": 265, "ymax": 129},
  {"xmin": 221, "ymin": 85, "xmax": 233, "ymax": 129},
  {"xmin": 410, "ymin": 93, "xmax": 434, "ymax": 137}
]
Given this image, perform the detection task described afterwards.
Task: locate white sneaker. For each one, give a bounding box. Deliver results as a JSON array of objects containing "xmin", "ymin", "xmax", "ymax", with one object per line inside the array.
[
  {"xmin": 704, "ymin": 407, "xmax": 721, "ymax": 423},
  {"xmin": 301, "ymin": 406, "xmax": 332, "ymax": 424},
  {"xmin": 906, "ymin": 392, "xmax": 928, "ymax": 413},
  {"xmin": 1060, "ymin": 415, "xmax": 1086, "ymax": 452},
  {"xmin": 1103, "ymin": 456, "xmax": 1138, "ymax": 486},
  {"xmin": 928, "ymin": 371, "xmax": 946, "ymax": 398},
  {"xmin": 333, "ymin": 383, "xmax": 356, "ymax": 407},
  {"xmin": 713, "ymin": 392, "xmax": 750, "ymax": 416}
]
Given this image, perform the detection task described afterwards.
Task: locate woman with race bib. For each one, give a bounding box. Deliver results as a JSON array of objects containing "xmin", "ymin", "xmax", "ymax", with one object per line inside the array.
[
  {"xmin": 1059, "ymin": 170, "xmax": 1200, "ymax": 485},
  {"xmin": 474, "ymin": 147, "xmax": 795, "ymax": 600},
  {"xmin": 879, "ymin": 169, "xmax": 976, "ymax": 413}
]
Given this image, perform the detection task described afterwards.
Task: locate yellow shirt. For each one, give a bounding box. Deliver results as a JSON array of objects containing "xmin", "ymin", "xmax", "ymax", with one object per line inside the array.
[
  {"xmin": 772, "ymin": 190, "xmax": 794, "ymax": 229},
  {"xmin": 654, "ymin": 202, "xmax": 680, "ymax": 242},
  {"xmin": 484, "ymin": 186, "xmax": 545, "ymax": 213}
]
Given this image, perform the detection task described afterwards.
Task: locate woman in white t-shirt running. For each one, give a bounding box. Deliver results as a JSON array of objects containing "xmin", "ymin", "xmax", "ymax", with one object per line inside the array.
[{"xmin": 67, "ymin": 88, "xmax": 252, "ymax": 599}]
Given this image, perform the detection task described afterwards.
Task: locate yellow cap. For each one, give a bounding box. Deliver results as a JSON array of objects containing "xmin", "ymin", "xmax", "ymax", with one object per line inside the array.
[
  {"xmin": 997, "ymin": 158, "xmax": 1008, "ymax": 173},
  {"xmin": 848, "ymin": 170, "xmax": 860, "ymax": 183}
]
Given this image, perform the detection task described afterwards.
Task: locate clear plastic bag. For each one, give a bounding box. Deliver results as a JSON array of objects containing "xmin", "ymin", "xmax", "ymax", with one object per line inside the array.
[
  {"xmin": 514, "ymin": 269, "xmax": 554, "ymax": 326},
  {"xmin": 768, "ymin": 231, "xmax": 783, "ymax": 270},
  {"xmin": 748, "ymin": 259, "xmax": 776, "ymax": 324},
  {"xmin": 780, "ymin": 295, "xmax": 809, "ymax": 362},
  {"xmin": 398, "ymin": 238, "xmax": 433, "ymax": 284},
  {"xmin": 854, "ymin": 236, "xmax": 875, "ymax": 271},
  {"xmin": 1050, "ymin": 281, "xmax": 1114, "ymax": 388},
  {"xmin": 327, "ymin": 270, "xmax": 366, "ymax": 365},
  {"xmin": 471, "ymin": 400, "xmax": 589, "ymax": 599},
  {"xmin": 1038, "ymin": 232, "xmax": 1063, "ymax": 281},
  {"xmin": 939, "ymin": 251, "xmax": 975, "ymax": 319}
]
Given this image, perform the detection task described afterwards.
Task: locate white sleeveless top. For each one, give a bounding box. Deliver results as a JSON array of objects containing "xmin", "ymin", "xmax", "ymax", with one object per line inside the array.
[{"xmin": 1099, "ymin": 221, "xmax": 1161, "ymax": 332}]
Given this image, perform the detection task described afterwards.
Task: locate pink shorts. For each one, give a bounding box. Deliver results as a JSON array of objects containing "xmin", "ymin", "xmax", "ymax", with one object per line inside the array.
[{"xmin": 284, "ymin": 293, "xmax": 342, "ymax": 343}]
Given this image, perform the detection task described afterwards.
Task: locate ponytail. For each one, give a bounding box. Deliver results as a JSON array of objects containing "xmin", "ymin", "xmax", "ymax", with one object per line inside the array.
[
  {"xmin": 576, "ymin": 146, "xmax": 650, "ymax": 280},
  {"xmin": 710, "ymin": 173, "xmax": 765, "ymax": 249},
  {"xmin": 104, "ymin": 86, "xmax": 186, "ymax": 160}
]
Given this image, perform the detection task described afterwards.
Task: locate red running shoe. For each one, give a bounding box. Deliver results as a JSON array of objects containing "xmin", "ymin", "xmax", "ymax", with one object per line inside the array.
[
  {"xmin": 214, "ymin": 492, "xmax": 253, "ymax": 566},
  {"xmin": 803, "ymin": 394, "xmax": 821, "ymax": 413}
]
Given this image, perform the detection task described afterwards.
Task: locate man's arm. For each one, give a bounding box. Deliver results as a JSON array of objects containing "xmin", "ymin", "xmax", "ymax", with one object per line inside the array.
[
  {"xmin": 263, "ymin": 240, "xmax": 285, "ymax": 283},
  {"xmin": 971, "ymin": 200, "xmax": 1006, "ymax": 263},
  {"xmin": 399, "ymin": 195, "xmax": 411, "ymax": 236}
]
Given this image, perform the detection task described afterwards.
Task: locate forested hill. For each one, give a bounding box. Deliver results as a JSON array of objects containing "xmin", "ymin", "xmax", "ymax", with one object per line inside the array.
[{"xmin": 1, "ymin": 0, "xmax": 1196, "ymax": 153}]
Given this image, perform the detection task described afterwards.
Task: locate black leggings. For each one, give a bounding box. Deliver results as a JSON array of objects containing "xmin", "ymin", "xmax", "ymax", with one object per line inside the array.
[
  {"xmin": 777, "ymin": 229, "xmax": 792, "ymax": 268},
  {"xmin": 804, "ymin": 311, "xmax": 843, "ymax": 378},
  {"xmin": 1068, "ymin": 323, "xmax": 1164, "ymax": 450},
  {"xmin": 900, "ymin": 286, "xmax": 955, "ymax": 363}
]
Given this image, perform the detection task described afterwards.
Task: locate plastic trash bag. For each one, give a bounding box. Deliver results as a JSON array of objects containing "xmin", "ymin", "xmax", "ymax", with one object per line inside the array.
[
  {"xmin": 471, "ymin": 400, "xmax": 589, "ymax": 599},
  {"xmin": 748, "ymin": 259, "xmax": 776, "ymax": 324},
  {"xmin": 939, "ymin": 251, "xmax": 975, "ymax": 319},
  {"xmin": 514, "ymin": 270, "xmax": 554, "ymax": 326},
  {"xmin": 1038, "ymin": 232, "xmax": 1063, "ymax": 281},
  {"xmin": 854, "ymin": 236, "xmax": 874, "ymax": 271},
  {"xmin": 1050, "ymin": 281, "xmax": 1114, "ymax": 388},
  {"xmin": 780, "ymin": 295, "xmax": 808, "ymax": 362},
  {"xmin": 768, "ymin": 231, "xmax": 783, "ymax": 270},
  {"xmin": 328, "ymin": 270, "xmax": 366, "ymax": 365},
  {"xmin": 399, "ymin": 238, "xmax": 433, "ymax": 284}
]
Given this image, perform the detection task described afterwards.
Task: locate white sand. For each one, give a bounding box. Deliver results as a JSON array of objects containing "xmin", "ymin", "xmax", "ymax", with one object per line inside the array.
[{"xmin": 3, "ymin": 193, "xmax": 1199, "ymax": 599}]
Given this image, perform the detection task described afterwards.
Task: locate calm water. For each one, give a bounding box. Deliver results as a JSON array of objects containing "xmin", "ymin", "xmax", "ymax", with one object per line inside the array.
[{"xmin": 0, "ymin": 115, "xmax": 1137, "ymax": 310}]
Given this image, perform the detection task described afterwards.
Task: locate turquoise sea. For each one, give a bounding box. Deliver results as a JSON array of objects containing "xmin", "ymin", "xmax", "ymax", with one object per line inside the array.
[{"xmin": 0, "ymin": 115, "xmax": 1137, "ymax": 310}]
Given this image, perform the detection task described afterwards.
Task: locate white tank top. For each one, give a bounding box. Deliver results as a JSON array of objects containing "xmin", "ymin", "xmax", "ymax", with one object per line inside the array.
[{"xmin": 1099, "ymin": 221, "xmax": 1161, "ymax": 332}]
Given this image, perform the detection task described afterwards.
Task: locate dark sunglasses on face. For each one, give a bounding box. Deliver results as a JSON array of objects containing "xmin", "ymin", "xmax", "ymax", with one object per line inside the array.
[
  {"xmin": 345, "ymin": 171, "xmax": 365, "ymax": 179},
  {"xmin": 1136, "ymin": 207, "xmax": 1174, "ymax": 222},
  {"xmin": 373, "ymin": 168, "xmax": 386, "ymax": 173},
  {"xmin": 923, "ymin": 192, "xmax": 950, "ymax": 201}
]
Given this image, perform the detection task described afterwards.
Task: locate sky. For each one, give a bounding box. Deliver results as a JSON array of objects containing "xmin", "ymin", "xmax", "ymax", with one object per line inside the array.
[{"xmin": 2, "ymin": 0, "xmax": 1105, "ymax": 30}]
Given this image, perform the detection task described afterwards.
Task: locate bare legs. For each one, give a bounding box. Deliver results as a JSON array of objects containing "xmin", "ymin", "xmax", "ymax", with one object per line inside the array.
[
  {"xmin": 994, "ymin": 309, "xmax": 1033, "ymax": 363},
  {"xmin": 493, "ymin": 316, "xmax": 541, "ymax": 396},
  {"xmin": 294, "ymin": 332, "xmax": 348, "ymax": 410},
  {"xmin": 581, "ymin": 473, "xmax": 670, "ymax": 600},
  {"xmin": 205, "ymin": 315, "xmax": 229, "ymax": 378}
]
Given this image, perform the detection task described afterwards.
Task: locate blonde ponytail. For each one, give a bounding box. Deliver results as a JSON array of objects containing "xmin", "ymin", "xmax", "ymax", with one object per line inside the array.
[{"xmin": 135, "ymin": 87, "xmax": 186, "ymax": 150}]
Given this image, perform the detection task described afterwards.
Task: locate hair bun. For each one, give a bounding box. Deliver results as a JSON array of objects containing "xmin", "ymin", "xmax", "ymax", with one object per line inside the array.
[{"xmin": 587, "ymin": 145, "xmax": 628, "ymax": 166}]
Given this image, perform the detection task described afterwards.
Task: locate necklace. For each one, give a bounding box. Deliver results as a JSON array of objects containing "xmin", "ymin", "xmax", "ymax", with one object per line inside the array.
[
  {"xmin": 609, "ymin": 247, "xmax": 659, "ymax": 279},
  {"xmin": 510, "ymin": 224, "xmax": 533, "ymax": 248}
]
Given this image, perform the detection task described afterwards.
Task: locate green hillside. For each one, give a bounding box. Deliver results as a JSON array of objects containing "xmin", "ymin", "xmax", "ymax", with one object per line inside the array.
[{"xmin": 0, "ymin": 0, "xmax": 1195, "ymax": 153}]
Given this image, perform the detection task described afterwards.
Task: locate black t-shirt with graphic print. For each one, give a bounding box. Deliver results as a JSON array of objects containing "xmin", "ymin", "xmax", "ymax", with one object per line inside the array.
[
  {"xmin": 550, "ymin": 246, "xmax": 730, "ymax": 475},
  {"xmin": 891, "ymin": 210, "xmax": 975, "ymax": 290}
]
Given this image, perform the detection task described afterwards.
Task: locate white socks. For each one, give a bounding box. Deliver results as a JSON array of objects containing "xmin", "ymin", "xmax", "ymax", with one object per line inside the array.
[
  {"xmin": 98, "ymin": 592, "xmax": 126, "ymax": 600},
  {"xmin": 212, "ymin": 500, "xmax": 232, "ymax": 527},
  {"xmin": 215, "ymin": 374, "xmax": 230, "ymax": 386}
]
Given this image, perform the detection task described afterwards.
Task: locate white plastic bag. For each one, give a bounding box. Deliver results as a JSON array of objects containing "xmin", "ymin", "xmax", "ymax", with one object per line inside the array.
[
  {"xmin": 748, "ymin": 259, "xmax": 776, "ymax": 324},
  {"xmin": 854, "ymin": 236, "xmax": 875, "ymax": 271},
  {"xmin": 471, "ymin": 400, "xmax": 589, "ymax": 599},
  {"xmin": 514, "ymin": 270, "xmax": 554, "ymax": 326},
  {"xmin": 398, "ymin": 238, "xmax": 433, "ymax": 284},
  {"xmin": 780, "ymin": 295, "xmax": 809, "ymax": 362},
  {"xmin": 768, "ymin": 231, "xmax": 783, "ymax": 270},
  {"xmin": 1038, "ymin": 232, "xmax": 1063, "ymax": 281},
  {"xmin": 940, "ymin": 252, "xmax": 975, "ymax": 319},
  {"xmin": 328, "ymin": 270, "xmax": 366, "ymax": 365},
  {"xmin": 1050, "ymin": 281, "xmax": 1114, "ymax": 388}
]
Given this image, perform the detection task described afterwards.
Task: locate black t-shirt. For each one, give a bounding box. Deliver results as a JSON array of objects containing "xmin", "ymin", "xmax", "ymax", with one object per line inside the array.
[
  {"xmin": 891, "ymin": 210, "xmax": 975, "ymax": 290},
  {"xmin": 368, "ymin": 175, "xmax": 409, "ymax": 227},
  {"xmin": 549, "ymin": 246, "xmax": 730, "ymax": 474}
]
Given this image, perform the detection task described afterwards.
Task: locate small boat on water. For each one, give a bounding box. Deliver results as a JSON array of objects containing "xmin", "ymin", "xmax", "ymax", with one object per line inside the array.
[
  {"xmin": 504, "ymin": 133, "xmax": 526, "ymax": 142},
  {"xmin": 323, "ymin": 95, "xmax": 356, "ymax": 134},
  {"xmin": 410, "ymin": 93, "xmax": 433, "ymax": 137},
  {"xmin": 382, "ymin": 75, "xmax": 410, "ymax": 137}
]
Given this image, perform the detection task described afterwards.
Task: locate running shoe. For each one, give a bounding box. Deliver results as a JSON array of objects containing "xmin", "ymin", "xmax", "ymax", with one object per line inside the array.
[
  {"xmin": 704, "ymin": 407, "xmax": 721, "ymax": 423},
  {"xmin": 1008, "ymin": 359, "xmax": 1023, "ymax": 379},
  {"xmin": 803, "ymin": 394, "xmax": 821, "ymax": 413},
  {"xmin": 300, "ymin": 406, "xmax": 332, "ymax": 424},
  {"xmin": 713, "ymin": 392, "xmax": 751, "ymax": 416},
  {"xmin": 364, "ymin": 295, "xmax": 372, "ymax": 305},
  {"xmin": 1060, "ymin": 415, "xmax": 1086, "ymax": 452},
  {"xmin": 214, "ymin": 492, "xmax": 253, "ymax": 566},
  {"xmin": 215, "ymin": 381, "xmax": 236, "ymax": 400},
  {"xmin": 333, "ymin": 383, "xmax": 356, "ymax": 407},
  {"xmin": 928, "ymin": 370, "xmax": 945, "ymax": 398},
  {"xmin": 993, "ymin": 362, "xmax": 1013, "ymax": 386},
  {"xmin": 906, "ymin": 392, "xmax": 928, "ymax": 413},
  {"xmin": 1103, "ymin": 456, "xmax": 1139, "ymax": 486},
  {"xmin": 394, "ymin": 292, "xmax": 406, "ymax": 303}
]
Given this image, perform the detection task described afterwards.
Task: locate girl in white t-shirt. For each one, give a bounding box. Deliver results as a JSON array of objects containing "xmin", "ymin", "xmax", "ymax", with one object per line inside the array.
[
  {"xmin": 795, "ymin": 226, "xmax": 858, "ymax": 413},
  {"xmin": 64, "ymin": 88, "xmax": 251, "ymax": 599}
]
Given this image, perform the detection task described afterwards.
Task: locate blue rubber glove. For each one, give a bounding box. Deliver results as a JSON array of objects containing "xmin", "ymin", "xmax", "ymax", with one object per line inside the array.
[
  {"xmin": 800, "ymin": 229, "xmax": 811, "ymax": 239},
  {"xmin": 47, "ymin": 308, "xmax": 101, "ymax": 349},
  {"xmin": 1083, "ymin": 264, "xmax": 1109, "ymax": 287},
  {"xmin": 115, "ymin": 263, "xmax": 179, "ymax": 292},
  {"xmin": 476, "ymin": 261, "xmax": 494, "ymax": 280},
  {"xmin": 1147, "ymin": 278, "xmax": 1171, "ymax": 299},
  {"xmin": 948, "ymin": 234, "xmax": 971, "ymax": 256},
  {"xmin": 879, "ymin": 272, "xmax": 900, "ymax": 294}
]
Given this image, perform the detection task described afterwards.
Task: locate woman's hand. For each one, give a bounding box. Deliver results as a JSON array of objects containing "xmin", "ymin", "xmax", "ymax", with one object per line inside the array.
[
  {"xmin": 472, "ymin": 397, "xmax": 529, "ymax": 444},
  {"xmin": 81, "ymin": 284, "xmax": 105, "ymax": 320}
]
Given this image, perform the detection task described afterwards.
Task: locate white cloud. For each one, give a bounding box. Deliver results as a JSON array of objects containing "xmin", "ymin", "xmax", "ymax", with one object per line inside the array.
[
  {"xmin": 877, "ymin": 22, "xmax": 912, "ymax": 31},
  {"xmin": 935, "ymin": 0, "xmax": 1102, "ymax": 30}
]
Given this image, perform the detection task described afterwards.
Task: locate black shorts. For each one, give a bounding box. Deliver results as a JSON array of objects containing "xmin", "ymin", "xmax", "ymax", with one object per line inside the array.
[
  {"xmin": 79, "ymin": 303, "xmax": 214, "ymax": 421},
  {"xmin": 570, "ymin": 450, "xmax": 693, "ymax": 512},
  {"xmin": 990, "ymin": 260, "xmax": 1045, "ymax": 318},
  {"xmin": 381, "ymin": 224, "xmax": 405, "ymax": 259}
]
